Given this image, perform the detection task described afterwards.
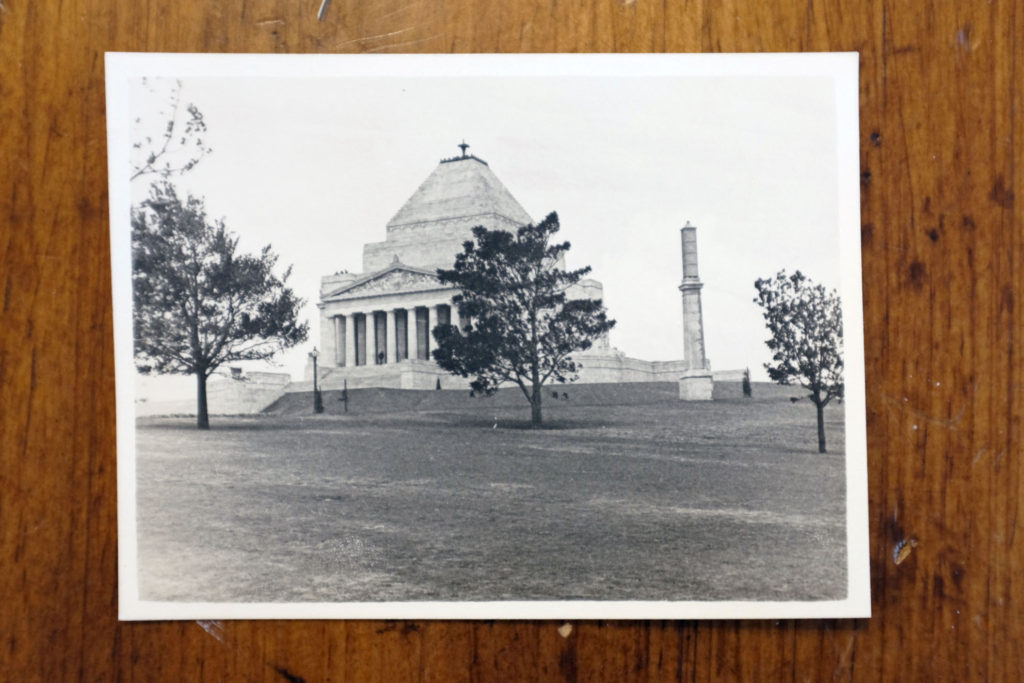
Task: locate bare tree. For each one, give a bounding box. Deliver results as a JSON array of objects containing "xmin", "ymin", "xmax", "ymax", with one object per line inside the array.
[{"xmin": 131, "ymin": 79, "xmax": 212, "ymax": 181}]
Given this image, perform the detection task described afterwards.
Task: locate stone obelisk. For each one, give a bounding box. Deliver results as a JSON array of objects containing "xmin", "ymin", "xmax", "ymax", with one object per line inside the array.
[{"xmin": 678, "ymin": 221, "xmax": 714, "ymax": 400}]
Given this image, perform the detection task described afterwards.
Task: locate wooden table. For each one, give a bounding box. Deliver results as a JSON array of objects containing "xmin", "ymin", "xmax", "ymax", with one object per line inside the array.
[{"xmin": 1, "ymin": 1, "xmax": 1019, "ymax": 679}]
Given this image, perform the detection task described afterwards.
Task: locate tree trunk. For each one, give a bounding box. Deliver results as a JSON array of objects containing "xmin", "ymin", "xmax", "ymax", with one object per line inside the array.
[
  {"xmin": 530, "ymin": 381, "xmax": 543, "ymax": 427},
  {"xmin": 196, "ymin": 371, "xmax": 210, "ymax": 430},
  {"xmin": 815, "ymin": 400, "xmax": 826, "ymax": 453}
]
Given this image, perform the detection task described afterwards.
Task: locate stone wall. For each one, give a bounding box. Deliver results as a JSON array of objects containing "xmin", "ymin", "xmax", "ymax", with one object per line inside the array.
[
  {"xmin": 293, "ymin": 350, "xmax": 697, "ymax": 392},
  {"xmin": 573, "ymin": 351, "xmax": 691, "ymax": 383},
  {"xmin": 320, "ymin": 271, "xmax": 358, "ymax": 297},
  {"xmin": 713, "ymin": 368, "xmax": 748, "ymax": 382},
  {"xmin": 292, "ymin": 360, "xmax": 469, "ymax": 392},
  {"xmin": 135, "ymin": 371, "xmax": 292, "ymax": 416},
  {"xmin": 267, "ymin": 382, "xmax": 682, "ymax": 416}
]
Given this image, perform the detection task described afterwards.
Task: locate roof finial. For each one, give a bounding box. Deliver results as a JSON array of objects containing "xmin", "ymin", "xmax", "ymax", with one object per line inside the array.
[
  {"xmin": 458, "ymin": 140, "xmax": 469, "ymax": 157},
  {"xmin": 684, "ymin": 219, "xmax": 693, "ymax": 228}
]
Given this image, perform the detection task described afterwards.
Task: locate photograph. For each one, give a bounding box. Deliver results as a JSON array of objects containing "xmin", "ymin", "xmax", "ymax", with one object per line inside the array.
[{"xmin": 107, "ymin": 52, "xmax": 868, "ymax": 620}]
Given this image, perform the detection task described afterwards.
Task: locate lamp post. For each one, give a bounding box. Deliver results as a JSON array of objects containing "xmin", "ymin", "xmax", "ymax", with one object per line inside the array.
[{"xmin": 309, "ymin": 347, "xmax": 324, "ymax": 414}]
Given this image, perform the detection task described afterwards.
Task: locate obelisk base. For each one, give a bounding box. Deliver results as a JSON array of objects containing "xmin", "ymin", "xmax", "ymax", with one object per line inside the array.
[{"xmin": 678, "ymin": 370, "xmax": 714, "ymax": 401}]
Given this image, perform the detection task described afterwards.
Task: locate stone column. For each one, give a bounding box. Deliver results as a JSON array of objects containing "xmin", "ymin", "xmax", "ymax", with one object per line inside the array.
[
  {"xmin": 427, "ymin": 304, "xmax": 438, "ymax": 357},
  {"xmin": 449, "ymin": 303, "xmax": 460, "ymax": 332},
  {"xmin": 319, "ymin": 309, "xmax": 335, "ymax": 367},
  {"xmin": 344, "ymin": 314, "xmax": 356, "ymax": 367},
  {"xmin": 406, "ymin": 308, "xmax": 417, "ymax": 361},
  {"xmin": 386, "ymin": 309, "xmax": 397, "ymax": 364},
  {"xmin": 678, "ymin": 223, "xmax": 713, "ymax": 401},
  {"xmin": 367, "ymin": 312, "xmax": 378, "ymax": 365},
  {"xmin": 334, "ymin": 316, "xmax": 345, "ymax": 366},
  {"xmin": 679, "ymin": 224, "xmax": 707, "ymax": 370},
  {"xmin": 394, "ymin": 309, "xmax": 406, "ymax": 360}
]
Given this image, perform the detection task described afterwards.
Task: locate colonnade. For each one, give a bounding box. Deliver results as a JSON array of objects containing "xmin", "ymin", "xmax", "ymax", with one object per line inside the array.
[{"xmin": 329, "ymin": 303, "xmax": 463, "ymax": 367}]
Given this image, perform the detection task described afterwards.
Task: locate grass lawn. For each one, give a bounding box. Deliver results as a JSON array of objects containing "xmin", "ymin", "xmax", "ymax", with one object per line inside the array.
[{"xmin": 134, "ymin": 397, "xmax": 847, "ymax": 603}]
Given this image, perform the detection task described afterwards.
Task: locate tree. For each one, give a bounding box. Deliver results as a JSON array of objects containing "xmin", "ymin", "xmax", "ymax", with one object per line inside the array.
[
  {"xmin": 753, "ymin": 270, "xmax": 843, "ymax": 453},
  {"xmin": 132, "ymin": 183, "xmax": 308, "ymax": 429},
  {"xmin": 432, "ymin": 212, "xmax": 615, "ymax": 427},
  {"xmin": 131, "ymin": 79, "xmax": 212, "ymax": 181}
]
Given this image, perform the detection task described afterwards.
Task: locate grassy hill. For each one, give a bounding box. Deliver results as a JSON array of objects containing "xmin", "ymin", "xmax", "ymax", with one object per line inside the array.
[
  {"xmin": 265, "ymin": 381, "xmax": 808, "ymax": 417},
  {"xmin": 134, "ymin": 397, "xmax": 847, "ymax": 604}
]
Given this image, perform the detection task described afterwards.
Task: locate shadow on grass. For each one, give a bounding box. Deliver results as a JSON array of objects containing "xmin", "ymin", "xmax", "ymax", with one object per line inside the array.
[
  {"xmin": 436, "ymin": 405, "xmax": 659, "ymax": 431},
  {"xmin": 138, "ymin": 398, "xmax": 842, "ymax": 442},
  {"xmin": 139, "ymin": 413, "xmax": 626, "ymax": 433},
  {"xmin": 136, "ymin": 416, "xmax": 286, "ymax": 431},
  {"xmin": 450, "ymin": 416, "xmax": 602, "ymax": 431}
]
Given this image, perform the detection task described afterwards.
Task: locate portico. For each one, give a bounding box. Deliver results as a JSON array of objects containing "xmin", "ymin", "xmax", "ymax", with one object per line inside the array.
[
  {"xmin": 316, "ymin": 260, "xmax": 472, "ymax": 388},
  {"xmin": 322, "ymin": 301, "xmax": 459, "ymax": 368}
]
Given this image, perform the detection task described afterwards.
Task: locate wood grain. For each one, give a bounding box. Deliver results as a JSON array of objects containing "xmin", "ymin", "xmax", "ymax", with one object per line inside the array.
[{"xmin": 1, "ymin": 0, "xmax": 1019, "ymax": 679}]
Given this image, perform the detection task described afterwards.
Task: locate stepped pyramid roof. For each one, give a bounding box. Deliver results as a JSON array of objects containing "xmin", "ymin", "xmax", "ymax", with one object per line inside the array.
[
  {"xmin": 386, "ymin": 151, "xmax": 532, "ymax": 230},
  {"xmin": 361, "ymin": 145, "xmax": 535, "ymax": 272}
]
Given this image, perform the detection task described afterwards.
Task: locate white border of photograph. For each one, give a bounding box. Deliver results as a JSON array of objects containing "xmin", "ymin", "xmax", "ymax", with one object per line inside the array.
[{"xmin": 107, "ymin": 52, "xmax": 869, "ymax": 621}]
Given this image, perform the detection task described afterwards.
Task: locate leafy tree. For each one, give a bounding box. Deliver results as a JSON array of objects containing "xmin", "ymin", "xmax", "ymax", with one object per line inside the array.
[
  {"xmin": 131, "ymin": 79, "xmax": 212, "ymax": 181},
  {"xmin": 132, "ymin": 183, "xmax": 308, "ymax": 429},
  {"xmin": 432, "ymin": 212, "xmax": 615, "ymax": 427},
  {"xmin": 754, "ymin": 270, "xmax": 843, "ymax": 453}
]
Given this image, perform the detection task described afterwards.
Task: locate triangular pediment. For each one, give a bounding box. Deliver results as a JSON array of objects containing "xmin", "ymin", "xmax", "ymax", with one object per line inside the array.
[{"xmin": 323, "ymin": 264, "xmax": 448, "ymax": 300}]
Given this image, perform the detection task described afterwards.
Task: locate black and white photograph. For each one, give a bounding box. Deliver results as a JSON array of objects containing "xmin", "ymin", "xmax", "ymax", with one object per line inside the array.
[{"xmin": 107, "ymin": 53, "xmax": 868, "ymax": 620}]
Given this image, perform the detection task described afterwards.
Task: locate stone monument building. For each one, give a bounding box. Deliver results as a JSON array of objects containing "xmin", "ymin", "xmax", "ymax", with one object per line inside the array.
[{"xmin": 314, "ymin": 144, "xmax": 713, "ymax": 398}]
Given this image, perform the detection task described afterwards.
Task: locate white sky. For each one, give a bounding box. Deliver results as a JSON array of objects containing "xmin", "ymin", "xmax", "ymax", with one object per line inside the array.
[{"xmin": 130, "ymin": 71, "xmax": 842, "ymax": 383}]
